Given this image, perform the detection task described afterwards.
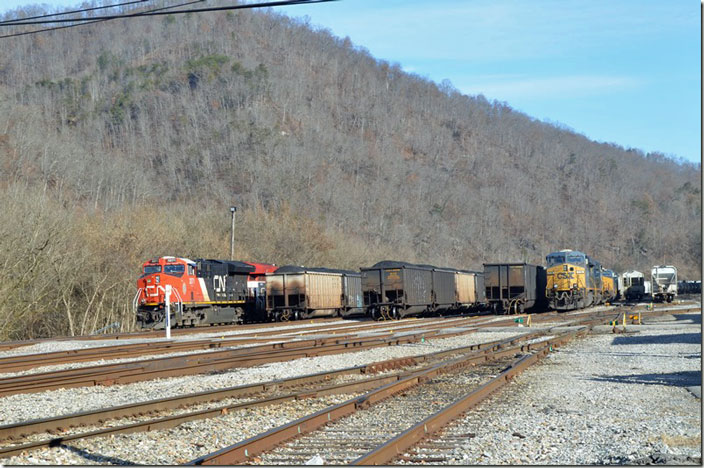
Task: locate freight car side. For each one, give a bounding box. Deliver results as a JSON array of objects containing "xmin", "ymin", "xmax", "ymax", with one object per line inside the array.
[
  {"xmin": 266, "ymin": 266, "xmax": 362, "ymax": 320},
  {"xmin": 361, "ymin": 261, "xmax": 434, "ymax": 320},
  {"xmin": 483, "ymin": 263, "xmax": 546, "ymax": 314}
]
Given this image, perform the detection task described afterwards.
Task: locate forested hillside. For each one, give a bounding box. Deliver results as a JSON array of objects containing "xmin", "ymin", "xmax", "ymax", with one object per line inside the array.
[{"xmin": 0, "ymin": 3, "xmax": 700, "ymax": 339}]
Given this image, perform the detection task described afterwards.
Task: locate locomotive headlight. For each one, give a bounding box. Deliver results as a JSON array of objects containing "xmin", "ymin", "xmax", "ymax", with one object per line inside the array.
[
  {"xmin": 156, "ymin": 275, "xmax": 160, "ymax": 284},
  {"xmin": 563, "ymin": 265, "xmax": 567, "ymax": 271}
]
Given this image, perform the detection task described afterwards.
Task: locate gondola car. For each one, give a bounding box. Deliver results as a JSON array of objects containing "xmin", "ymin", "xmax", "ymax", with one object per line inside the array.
[
  {"xmin": 266, "ymin": 265, "xmax": 363, "ymax": 320},
  {"xmin": 483, "ymin": 263, "xmax": 546, "ymax": 314},
  {"xmin": 361, "ymin": 261, "xmax": 466, "ymax": 320}
]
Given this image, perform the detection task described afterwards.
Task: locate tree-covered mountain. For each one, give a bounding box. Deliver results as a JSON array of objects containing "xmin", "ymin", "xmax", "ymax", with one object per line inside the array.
[{"xmin": 0, "ymin": 3, "xmax": 700, "ymax": 338}]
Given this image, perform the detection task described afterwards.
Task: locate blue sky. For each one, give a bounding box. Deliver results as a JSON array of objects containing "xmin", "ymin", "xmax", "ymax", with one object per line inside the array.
[{"xmin": 3, "ymin": 0, "xmax": 701, "ymax": 164}]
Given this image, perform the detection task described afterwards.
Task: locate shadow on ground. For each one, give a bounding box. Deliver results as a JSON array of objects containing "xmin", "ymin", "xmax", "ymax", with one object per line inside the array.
[
  {"xmin": 590, "ymin": 370, "xmax": 701, "ymax": 387},
  {"xmin": 59, "ymin": 444, "xmax": 135, "ymax": 465},
  {"xmin": 672, "ymin": 313, "xmax": 702, "ymax": 324},
  {"xmin": 611, "ymin": 332, "xmax": 701, "ymax": 346}
]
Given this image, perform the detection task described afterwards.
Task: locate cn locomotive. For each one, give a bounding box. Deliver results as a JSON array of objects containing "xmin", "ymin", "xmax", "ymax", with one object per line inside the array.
[{"xmin": 135, "ymin": 256, "xmax": 277, "ymax": 329}]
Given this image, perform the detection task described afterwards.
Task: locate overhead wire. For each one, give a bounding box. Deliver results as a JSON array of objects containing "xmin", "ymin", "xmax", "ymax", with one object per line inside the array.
[
  {"xmin": 1, "ymin": 0, "xmax": 334, "ymax": 26},
  {"xmin": 0, "ymin": 0, "xmax": 151, "ymax": 25},
  {"xmin": 0, "ymin": 0, "xmax": 206, "ymax": 39},
  {"xmin": 0, "ymin": 0, "xmax": 335, "ymax": 39}
]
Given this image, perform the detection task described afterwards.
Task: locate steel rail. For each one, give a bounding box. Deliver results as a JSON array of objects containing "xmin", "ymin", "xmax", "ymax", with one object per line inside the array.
[
  {"xmin": 1, "ymin": 306, "xmax": 693, "ymax": 397},
  {"xmin": 187, "ymin": 328, "xmax": 584, "ymax": 465},
  {"xmin": 0, "ymin": 332, "xmax": 551, "ymax": 458},
  {"xmin": 0, "ymin": 322, "xmax": 494, "ymax": 397},
  {"xmin": 0, "ymin": 299, "xmax": 695, "ymax": 352},
  {"xmin": 0, "ymin": 315, "xmax": 493, "ymax": 373},
  {"xmin": 0, "ymin": 329, "xmax": 549, "ymax": 442},
  {"xmin": 351, "ymin": 330, "xmax": 584, "ymax": 465}
]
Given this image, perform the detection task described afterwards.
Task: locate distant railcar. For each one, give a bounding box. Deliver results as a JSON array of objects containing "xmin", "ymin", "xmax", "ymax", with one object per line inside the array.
[
  {"xmin": 651, "ymin": 265, "xmax": 678, "ymax": 303},
  {"xmin": 453, "ymin": 270, "xmax": 485, "ymax": 312},
  {"xmin": 361, "ymin": 260, "xmax": 479, "ymax": 320},
  {"xmin": 483, "ymin": 263, "xmax": 546, "ymax": 314},
  {"xmin": 361, "ymin": 261, "xmax": 434, "ymax": 320},
  {"xmin": 266, "ymin": 266, "xmax": 362, "ymax": 320},
  {"xmin": 621, "ymin": 270, "xmax": 645, "ymax": 302}
]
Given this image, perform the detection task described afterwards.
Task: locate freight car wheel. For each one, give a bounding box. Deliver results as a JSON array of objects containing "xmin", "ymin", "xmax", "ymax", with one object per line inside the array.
[{"xmin": 391, "ymin": 307, "xmax": 400, "ymax": 320}]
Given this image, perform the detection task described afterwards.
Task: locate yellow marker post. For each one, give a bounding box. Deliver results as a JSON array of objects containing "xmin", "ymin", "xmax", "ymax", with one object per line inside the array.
[
  {"xmin": 622, "ymin": 312, "xmax": 626, "ymax": 327},
  {"xmin": 526, "ymin": 314, "xmax": 532, "ymax": 327}
]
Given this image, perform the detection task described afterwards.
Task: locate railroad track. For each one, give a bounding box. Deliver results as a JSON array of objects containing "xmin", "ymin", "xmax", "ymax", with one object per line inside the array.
[
  {"xmin": 0, "ymin": 329, "xmax": 549, "ymax": 459},
  {"xmin": 0, "ymin": 315, "xmax": 516, "ymax": 397},
  {"xmin": 0, "ymin": 306, "xmax": 696, "ymax": 465},
  {"xmin": 0, "ymin": 314, "xmax": 498, "ymax": 374},
  {"xmin": 187, "ymin": 306, "xmax": 699, "ymax": 466},
  {"xmin": 0, "ymin": 305, "xmax": 693, "ymax": 397},
  {"xmin": 188, "ymin": 329, "xmax": 584, "ymax": 465}
]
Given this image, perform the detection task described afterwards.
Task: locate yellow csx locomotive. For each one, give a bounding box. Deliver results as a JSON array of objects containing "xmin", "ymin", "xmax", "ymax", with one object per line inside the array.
[
  {"xmin": 600, "ymin": 269, "xmax": 618, "ymax": 303},
  {"xmin": 545, "ymin": 249, "xmax": 604, "ymax": 311}
]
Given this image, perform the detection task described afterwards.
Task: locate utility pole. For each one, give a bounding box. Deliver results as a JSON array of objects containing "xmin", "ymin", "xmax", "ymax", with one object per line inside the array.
[{"xmin": 230, "ymin": 206, "xmax": 237, "ymax": 260}]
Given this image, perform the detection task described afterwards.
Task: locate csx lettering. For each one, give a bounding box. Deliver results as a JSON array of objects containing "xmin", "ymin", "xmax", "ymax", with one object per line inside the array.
[
  {"xmin": 556, "ymin": 272, "xmax": 575, "ymax": 280},
  {"xmin": 213, "ymin": 275, "xmax": 227, "ymax": 293}
]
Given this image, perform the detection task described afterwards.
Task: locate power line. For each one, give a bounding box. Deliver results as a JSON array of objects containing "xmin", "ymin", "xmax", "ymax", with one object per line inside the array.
[
  {"xmin": 0, "ymin": 0, "xmax": 151, "ymax": 25},
  {"xmin": 0, "ymin": 0, "xmax": 205, "ymax": 39},
  {"xmin": 1, "ymin": 0, "xmax": 335, "ymax": 26}
]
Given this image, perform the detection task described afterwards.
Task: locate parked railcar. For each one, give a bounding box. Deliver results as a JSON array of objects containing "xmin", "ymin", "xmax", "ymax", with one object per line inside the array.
[
  {"xmin": 483, "ymin": 263, "xmax": 546, "ymax": 314},
  {"xmin": 453, "ymin": 270, "xmax": 485, "ymax": 312},
  {"xmin": 652, "ymin": 265, "xmax": 678, "ymax": 303},
  {"xmin": 361, "ymin": 261, "xmax": 433, "ymax": 320},
  {"xmin": 266, "ymin": 266, "xmax": 362, "ymax": 320},
  {"xmin": 361, "ymin": 260, "xmax": 472, "ymax": 320},
  {"xmin": 545, "ymin": 250, "xmax": 603, "ymax": 311},
  {"xmin": 621, "ymin": 270, "xmax": 646, "ymax": 301},
  {"xmin": 135, "ymin": 256, "xmax": 277, "ymax": 329}
]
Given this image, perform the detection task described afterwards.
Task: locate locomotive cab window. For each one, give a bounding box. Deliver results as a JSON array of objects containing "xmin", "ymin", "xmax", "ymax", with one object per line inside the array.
[
  {"xmin": 143, "ymin": 265, "xmax": 161, "ymax": 275},
  {"xmin": 164, "ymin": 264, "xmax": 185, "ymax": 277}
]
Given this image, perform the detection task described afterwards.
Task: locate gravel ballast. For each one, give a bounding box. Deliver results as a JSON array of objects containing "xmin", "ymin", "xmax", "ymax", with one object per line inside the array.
[
  {"xmin": 399, "ymin": 311, "xmax": 702, "ymax": 465},
  {"xmin": 0, "ymin": 309, "xmax": 700, "ymax": 465}
]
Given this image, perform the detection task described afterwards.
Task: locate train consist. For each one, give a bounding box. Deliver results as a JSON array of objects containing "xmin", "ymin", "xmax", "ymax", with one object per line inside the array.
[{"xmin": 135, "ymin": 252, "xmax": 692, "ymax": 328}]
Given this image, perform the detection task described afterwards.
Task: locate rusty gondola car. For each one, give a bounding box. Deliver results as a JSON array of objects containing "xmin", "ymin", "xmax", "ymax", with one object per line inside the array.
[
  {"xmin": 361, "ymin": 261, "xmax": 479, "ymax": 320},
  {"xmin": 483, "ymin": 263, "xmax": 547, "ymax": 314},
  {"xmin": 453, "ymin": 270, "xmax": 486, "ymax": 312},
  {"xmin": 265, "ymin": 266, "xmax": 363, "ymax": 321}
]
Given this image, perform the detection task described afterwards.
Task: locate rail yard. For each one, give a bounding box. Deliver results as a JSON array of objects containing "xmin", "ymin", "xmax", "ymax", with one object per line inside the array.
[{"xmin": 0, "ymin": 301, "xmax": 700, "ymax": 465}]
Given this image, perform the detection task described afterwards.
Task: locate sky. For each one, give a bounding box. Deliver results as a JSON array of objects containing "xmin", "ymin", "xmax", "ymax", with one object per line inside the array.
[{"xmin": 2, "ymin": 0, "xmax": 701, "ymax": 164}]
